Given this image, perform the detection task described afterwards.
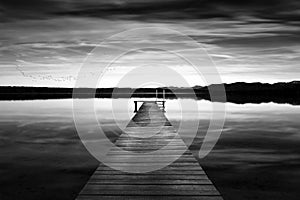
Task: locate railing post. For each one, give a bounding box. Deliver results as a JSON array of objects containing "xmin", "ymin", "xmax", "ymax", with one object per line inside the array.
[{"xmin": 134, "ymin": 101, "xmax": 137, "ymax": 113}]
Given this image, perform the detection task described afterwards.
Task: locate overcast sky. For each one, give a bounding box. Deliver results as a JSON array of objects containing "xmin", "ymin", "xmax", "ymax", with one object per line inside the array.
[{"xmin": 0, "ymin": 0, "xmax": 300, "ymax": 87}]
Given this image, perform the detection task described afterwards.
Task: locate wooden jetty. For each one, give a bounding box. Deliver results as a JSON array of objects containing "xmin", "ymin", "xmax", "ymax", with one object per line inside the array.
[{"xmin": 77, "ymin": 101, "xmax": 223, "ymax": 200}]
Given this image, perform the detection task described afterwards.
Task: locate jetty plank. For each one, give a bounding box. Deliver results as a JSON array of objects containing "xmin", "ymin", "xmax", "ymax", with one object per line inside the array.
[{"xmin": 77, "ymin": 102, "xmax": 222, "ymax": 200}]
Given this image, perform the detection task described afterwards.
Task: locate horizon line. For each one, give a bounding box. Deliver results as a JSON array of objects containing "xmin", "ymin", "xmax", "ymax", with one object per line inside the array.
[{"xmin": 0, "ymin": 80, "xmax": 299, "ymax": 89}]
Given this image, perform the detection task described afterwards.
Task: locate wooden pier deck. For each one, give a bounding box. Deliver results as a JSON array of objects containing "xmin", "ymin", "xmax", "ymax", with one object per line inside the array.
[{"xmin": 77, "ymin": 102, "xmax": 223, "ymax": 200}]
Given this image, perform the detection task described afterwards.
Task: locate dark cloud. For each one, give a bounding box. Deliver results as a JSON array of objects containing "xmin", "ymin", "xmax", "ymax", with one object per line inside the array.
[
  {"xmin": 202, "ymin": 31, "xmax": 300, "ymax": 48},
  {"xmin": 0, "ymin": 0, "xmax": 64, "ymax": 20},
  {"xmin": 56, "ymin": 0, "xmax": 300, "ymax": 22},
  {"xmin": 0, "ymin": 0, "xmax": 300, "ymax": 22}
]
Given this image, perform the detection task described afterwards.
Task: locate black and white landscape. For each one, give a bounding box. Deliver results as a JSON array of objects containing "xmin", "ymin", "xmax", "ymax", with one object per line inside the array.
[{"xmin": 0, "ymin": 1, "xmax": 300, "ymax": 200}]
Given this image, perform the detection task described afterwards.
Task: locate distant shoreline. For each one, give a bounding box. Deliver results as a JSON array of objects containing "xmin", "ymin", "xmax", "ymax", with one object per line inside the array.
[{"xmin": 0, "ymin": 81, "xmax": 299, "ymax": 105}]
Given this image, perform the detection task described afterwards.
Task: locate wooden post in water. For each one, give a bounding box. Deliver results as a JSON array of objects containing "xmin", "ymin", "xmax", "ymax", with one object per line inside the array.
[
  {"xmin": 162, "ymin": 89, "xmax": 166, "ymax": 111},
  {"xmin": 134, "ymin": 101, "xmax": 138, "ymax": 113}
]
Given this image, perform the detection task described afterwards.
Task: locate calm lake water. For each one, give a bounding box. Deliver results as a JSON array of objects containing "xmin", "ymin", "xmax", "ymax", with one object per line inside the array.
[{"xmin": 0, "ymin": 99, "xmax": 299, "ymax": 200}]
